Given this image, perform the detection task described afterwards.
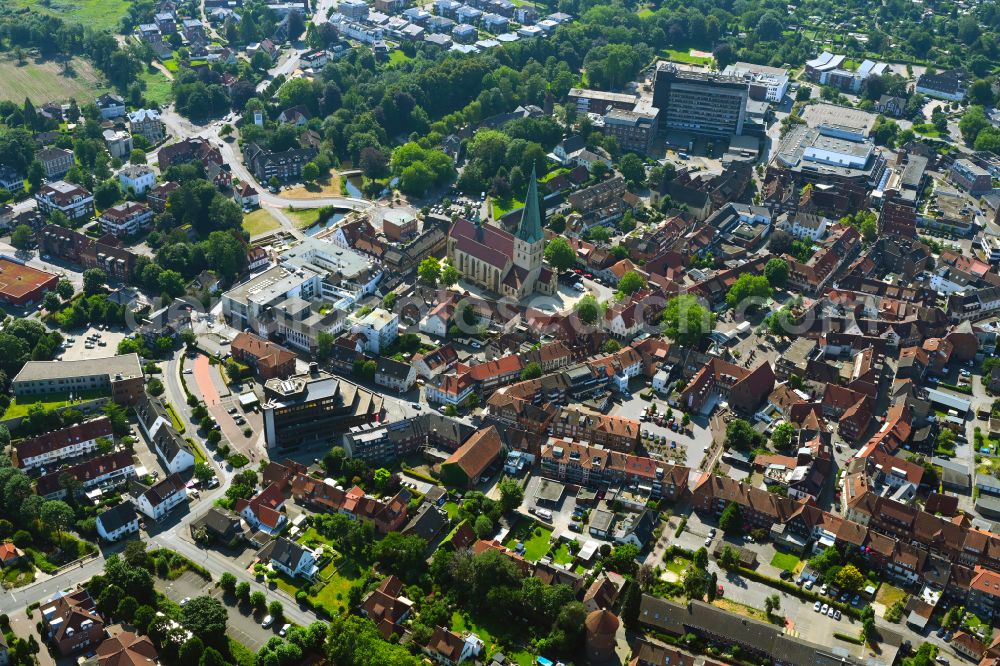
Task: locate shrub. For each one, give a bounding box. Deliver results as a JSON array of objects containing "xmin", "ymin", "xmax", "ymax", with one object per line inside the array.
[{"xmin": 674, "ymin": 518, "xmax": 687, "ymax": 538}]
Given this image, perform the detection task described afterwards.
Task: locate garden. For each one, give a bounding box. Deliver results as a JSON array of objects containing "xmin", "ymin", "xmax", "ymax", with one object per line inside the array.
[{"xmin": 503, "ymin": 518, "xmax": 554, "ymax": 562}]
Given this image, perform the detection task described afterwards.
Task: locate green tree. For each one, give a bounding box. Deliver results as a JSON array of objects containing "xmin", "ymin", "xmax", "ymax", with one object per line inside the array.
[
  {"xmin": 960, "ymin": 106, "xmax": 990, "ymax": 145},
  {"xmin": 662, "ymin": 295, "xmax": 714, "ymax": 347},
  {"xmin": 726, "ymin": 274, "xmax": 772, "ymax": 310},
  {"xmin": 603, "ymin": 543, "xmax": 639, "ymax": 576},
  {"xmin": 771, "ymin": 422, "xmax": 795, "ymax": 452},
  {"xmin": 56, "ymin": 279, "xmax": 74, "ymax": 300},
  {"xmin": 764, "ymin": 594, "xmax": 780, "ymax": 616},
  {"xmin": 372, "ymin": 532, "xmax": 428, "ymax": 583},
  {"xmin": 764, "ymin": 258, "xmax": 788, "ymax": 288},
  {"xmin": 302, "ymin": 162, "xmax": 321, "ymax": 182},
  {"xmin": 617, "ymin": 270, "xmax": 646, "ymax": 296},
  {"xmin": 219, "ymin": 572, "xmax": 237, "ymax": 593},
  {"xmin": 180, "ymin": 596, "xmax": 228, "ymax": 643},
  {"xmin": 725, "ymin": 418, "xmax": 764, "ymax": 451},
  {"xmin": 83, "ymin": 268, "xmax": 107, "ymax": 296},
  {"xmin": 10, "ymin": 224, "xmax": 32, "ymax": 251},
  {"xmin": 498, "ymin": 478, "xmax": 524, "ymax": 514},
  {"xmin": 418, "ymin": 256, "xmax": 441, "ymax": 286},
  {"xmin": 544, "ymin": 237, "xmax": 576, "ymax": 271},
  {"xmin": 834, "ymin": 564, "xmax": 865, "ymax": 591},
  {"xmin": 574, "ymin": 294, "xmax": 603, "ymax": 325},
  {"xmin": 42, "ymin": 291, "xmax": 60, "ymax": 312},
  {"xmin": 40, "ymin": 500, "xmax": 74, "ymax": 539},
  {"xmin": 520, "ymin": 361, "xmax": 542, "ymax": 381},
  {"xmin": 619, "ymin": 153, "xmax": 645, "ymax": 186},
  {"xmin": 718, "ymin": 501, "xmax": 742, "ymax": 535},
  {"xmin": 440, "ymin": 262, "xmax": 460, "ymax": 286}
]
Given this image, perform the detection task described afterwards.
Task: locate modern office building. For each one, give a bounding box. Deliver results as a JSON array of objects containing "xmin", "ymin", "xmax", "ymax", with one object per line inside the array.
[
  {"xmin": 652, "ymin": 63, "xmax": 749, "ymax": 137},
  {"xmin": 262, "ymin": 367, "xmax": 385, "ymax": 449}
]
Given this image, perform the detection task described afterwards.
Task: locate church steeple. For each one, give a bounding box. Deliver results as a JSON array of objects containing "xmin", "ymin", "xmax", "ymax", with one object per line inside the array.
[{"xmin": 515, "ymin": 166, "xmax": 544, "ymax": 245}]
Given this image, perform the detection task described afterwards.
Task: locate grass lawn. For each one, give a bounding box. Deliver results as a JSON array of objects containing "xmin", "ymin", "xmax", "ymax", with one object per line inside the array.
[
  {"xmin": 0, "ymin": 56, "xmax": 109, "ymax": 104},
  {"xmin": 1, "ymin": 563, "xmax": 35, "ymax": 589},
  {"xmin": 913, "ymin": 123, "xmax": 944, "ymax": 138},
  {"xmin": 161, "ymin": 58, "xmax": 180, "ymax": 72},
  {"xmin": 442, "ymin": 501, "xmax": 460, "ymax": 519},
  {"xmin": 285, "ymin": 207, "xmax": 321, "ymax": 230},
  {"xmin": 387, "ymin": 50, "xmax": 413, "ymax": 65},
  {"xmin": 309, "ymin": 569, "xmax": 357, "ymax": 615},
  {"xmin": 503, "ymin": 519, "xmax": 553, "ymax": 562},
  {"xmin": 712, "ymin": 598, "xmax": 769, "ymax": 622},
  {"xmin": 282, "ymin": 173, "xmax": 344, "ymax": 200},
  {"xmin": 139, "ymin": 68, "xmax": 173, "ymax": 106},
  {"xmin": 1, "ymin": 389, "xmax": 107, "ymax": 420},
  {"xmin": 875, "ymin": 583, "xmax": 906, "ymax": 608},
  {"xmin": 770, "ymin": 551, "xmax": 801, "ymax": 573},
  {"xmin": 242, "ymin": 209, "xmax": 280, "ymax": 236},
  {"xmin": 491, "ymin": 196, "xmax": 524, "ymax": 219},
  {"xmin": 549, "ymin": 542, "xmax": 574, "ymax": 566},
  {"xmin": 664, "ymin": 553, "xmax": 691, "ymax": 576},
  {"xmin": 165, "ymin": 402, "xmax": 186, "ymax": 434},
  {"xmin": 661, "ymin": 48, "xmax": 713, "ymax": 66},
  {"xmin": 539, "ymin": 167, "xmax": 570, "ymax": 183},
  {"xmin": 11, "ymin": 0, "xmax": 131, "ymax": 30}
]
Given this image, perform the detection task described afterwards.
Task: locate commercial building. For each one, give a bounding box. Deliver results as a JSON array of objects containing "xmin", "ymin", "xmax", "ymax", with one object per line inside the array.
[
  {"xmin": 12, "ymin": 353, "xmax": 144, "ymax": 404},
  {"xmin": 262, "ymin": 368, "xmax": 385, "ymax": 449},
  {"xmin": 600, "ymin": 106, "xmax": 659, "ymax": 153},
  {"xmin": 567, "ymin": 88, "xmax": 639, "ymax": 115},
  {"xmin": 0, "ymin": 257, "xmax": 58, "ymax": 306},
  {"xmin": 652, "ymin": 63, "xmax": 749, "ymax": 137},
  {"xmin": 35, "ymin": 180, "xmax": 95, "ymax": 221},
  {"xmin": 722, "ymin": 62, "xmax": 789, "ymax": 102}
]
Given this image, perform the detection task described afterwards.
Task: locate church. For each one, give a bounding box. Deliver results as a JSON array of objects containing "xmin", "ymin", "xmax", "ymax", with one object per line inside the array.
[{"xmin": 447, "ymin": 169, "xmax": 558, "ymax": 300}]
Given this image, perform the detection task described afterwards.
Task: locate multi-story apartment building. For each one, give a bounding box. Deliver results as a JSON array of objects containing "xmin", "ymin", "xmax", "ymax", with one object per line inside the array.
[
  {"xmin": 950, "ymin": 159, "xmax": 993, "ymax": 195},
  {"xmin": 35, "ymin": 225, "xmax": 138, "ymax": 282},
  {"xmin": 127, "ymin": 108, "xmax": 164, "ymax": 143},
  {"xmin": 130, "ymin": 473, "xmax": 187, "ymax": 521},
  {"xmin": 652, "ymin": 63, "xmax": 749, "ymax": 137},
  {"xmin": 12, "ymin": 417, "xmax": 113, "ymax": 470},
  {"xmin": 34, "ymin": 147, "xmax": 74, "ymax": 179},
  {"xmin": 40, "ymin": 590, "xmax": 105, "ymax": 656},
  {"xmin": 34, "ymin": 181, "xmax": 94, "ymax": 221},
  {"xmin": 98, "ymin": 201, "xmax": 154, "ymax": 237},
  {"xmin": 118, "ymin": 164, "xmax": 156, "ymax": 194},
  {"xmin": 243, "ymin": 143, "xmax": 318, "ymax": 181}
]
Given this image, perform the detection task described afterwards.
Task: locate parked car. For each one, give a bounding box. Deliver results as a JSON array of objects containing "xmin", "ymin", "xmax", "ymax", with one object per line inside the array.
[
  {"xmin": 261, "ymin": 615, "xmax": 274, "ymax": 628},
  {"xmin": 834, "ymin": 609, "xmax": 841, "ymax": 620},
  {"xmin": 279, "ymin": 624, "xmax": 291, "ymax": 637},
  {"xmin": 813, "ymin": 601, "xmax": 822, "ymax": 612}
]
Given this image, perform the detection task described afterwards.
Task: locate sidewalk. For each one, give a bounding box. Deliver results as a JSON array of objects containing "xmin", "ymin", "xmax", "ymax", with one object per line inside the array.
[{"xmin": 9, "ymin": 608, "xmax": 56, "ymax": 666}]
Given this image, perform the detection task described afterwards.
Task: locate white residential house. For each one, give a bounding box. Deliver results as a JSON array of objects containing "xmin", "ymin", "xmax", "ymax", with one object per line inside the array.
[
  {"xmin": 131, "ymin": 473, "xmax": 188, "ymax": 521},
  {"xmin": 374, "ymin": 357, "xmax": 417, "ymax": 392},
  {"xmin": 118, "ymin": 165, "xmax": 156, "ymax": 194},
  {"xmin": 103, "ymin": 129, "xmax": 134, "ymax": 159},
  {"xmin": 351, "ymin": 308, "xmax": 399, "ymax": 354},
  {"xmin": 787, "ymin": 212, "xmax": 828, "ymax": 241},
  {"xmin": 95, "ymin": 502, "xmax": 140, "ymax": 542},
  {"xmin": 134, "ymin": 393, "xmax": 195, "ymax": 473},
  {"xmin": 419, "ymin": 307, "xmax": 450, "ymax": 338},
  {"xmin": 96, "ymin": 93, "xmax": 127, "ymax": 119},
  {"xmin": 267, "ymin": 537, "xmax": 318, "ymax": 579}
]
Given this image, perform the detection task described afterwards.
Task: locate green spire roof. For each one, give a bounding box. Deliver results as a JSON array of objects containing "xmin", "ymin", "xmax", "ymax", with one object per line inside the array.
[{"xmin": 516, "ymin": 166, "xmax": 544, "ymax": 244}]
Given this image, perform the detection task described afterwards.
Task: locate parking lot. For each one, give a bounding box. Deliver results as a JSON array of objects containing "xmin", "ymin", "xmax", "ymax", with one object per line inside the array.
[
  {"xmin": 158, "ymin": 571, "xmax": 280, "ymax": 652},
  {"xmin": 58, "ymin": 325, "xmax": 128, "ymax": 362},
  {"xmin": 612, "ymin": 388, "xmax": 714, "ymax": 469}
]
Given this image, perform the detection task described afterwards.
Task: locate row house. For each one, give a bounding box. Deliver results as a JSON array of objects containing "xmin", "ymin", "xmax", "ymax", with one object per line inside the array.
[
  {"xmin": 35, "ymin": 225, "xmax": 138, "ymax": 282},
  {"xmin": 36, "ymin": 450, "xmax": 136, "ymax": 499},
  {"xmin": 12, "ymin": 417, "xmax": 113, "ymax": 470},
  {"xmin": 549, "ymin": 406, "xmax": 641, "ymax": 452},
  {"xmin": 540, "ymin": 439, "xmax": 689, "ymax": 501}
]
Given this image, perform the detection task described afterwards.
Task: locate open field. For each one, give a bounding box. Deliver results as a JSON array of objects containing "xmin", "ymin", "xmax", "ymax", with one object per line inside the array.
[
  {"xmin": 282, "ymin": 175, "xmax": 344, "ymax": 199},
  {"xmin": 10, "ymin": 0, "xmax": 132, "ymax": 30},
  {"xmin": 242, "ymin": 209, "xmax": 280, "ymax": 236},
  {"xmin": 139, "ymin": 68, "xmax": 173, "ymax": 106},
  {"xmin": 0, "ymin": 56, "xmax": 108, "ymax": 104},
  {"xmin": 661, "ymin": 48, "xmax": 714, "ymax": 66}
]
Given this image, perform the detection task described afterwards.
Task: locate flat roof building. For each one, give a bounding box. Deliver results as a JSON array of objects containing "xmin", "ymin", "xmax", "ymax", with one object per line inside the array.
[
  {"xmin": 12, "ymin": 353, "xmax": 144, "ymax": 405},
  {"xmin": 0, "ymin": 257, "xmax": 58, "ymax": 306},
  {"xmin": 652, "ymin": 63, "xmax": 749, "ymax": 137}
]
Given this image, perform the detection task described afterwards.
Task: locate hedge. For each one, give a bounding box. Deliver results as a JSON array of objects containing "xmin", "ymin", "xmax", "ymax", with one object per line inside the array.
[
  {"xmin": 834, "ymin": 632, "xmax": 863, "ymax": 644},
  {"xmin": 674, "ymin": 518, "xmax": 687, "ymax": 538}
]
